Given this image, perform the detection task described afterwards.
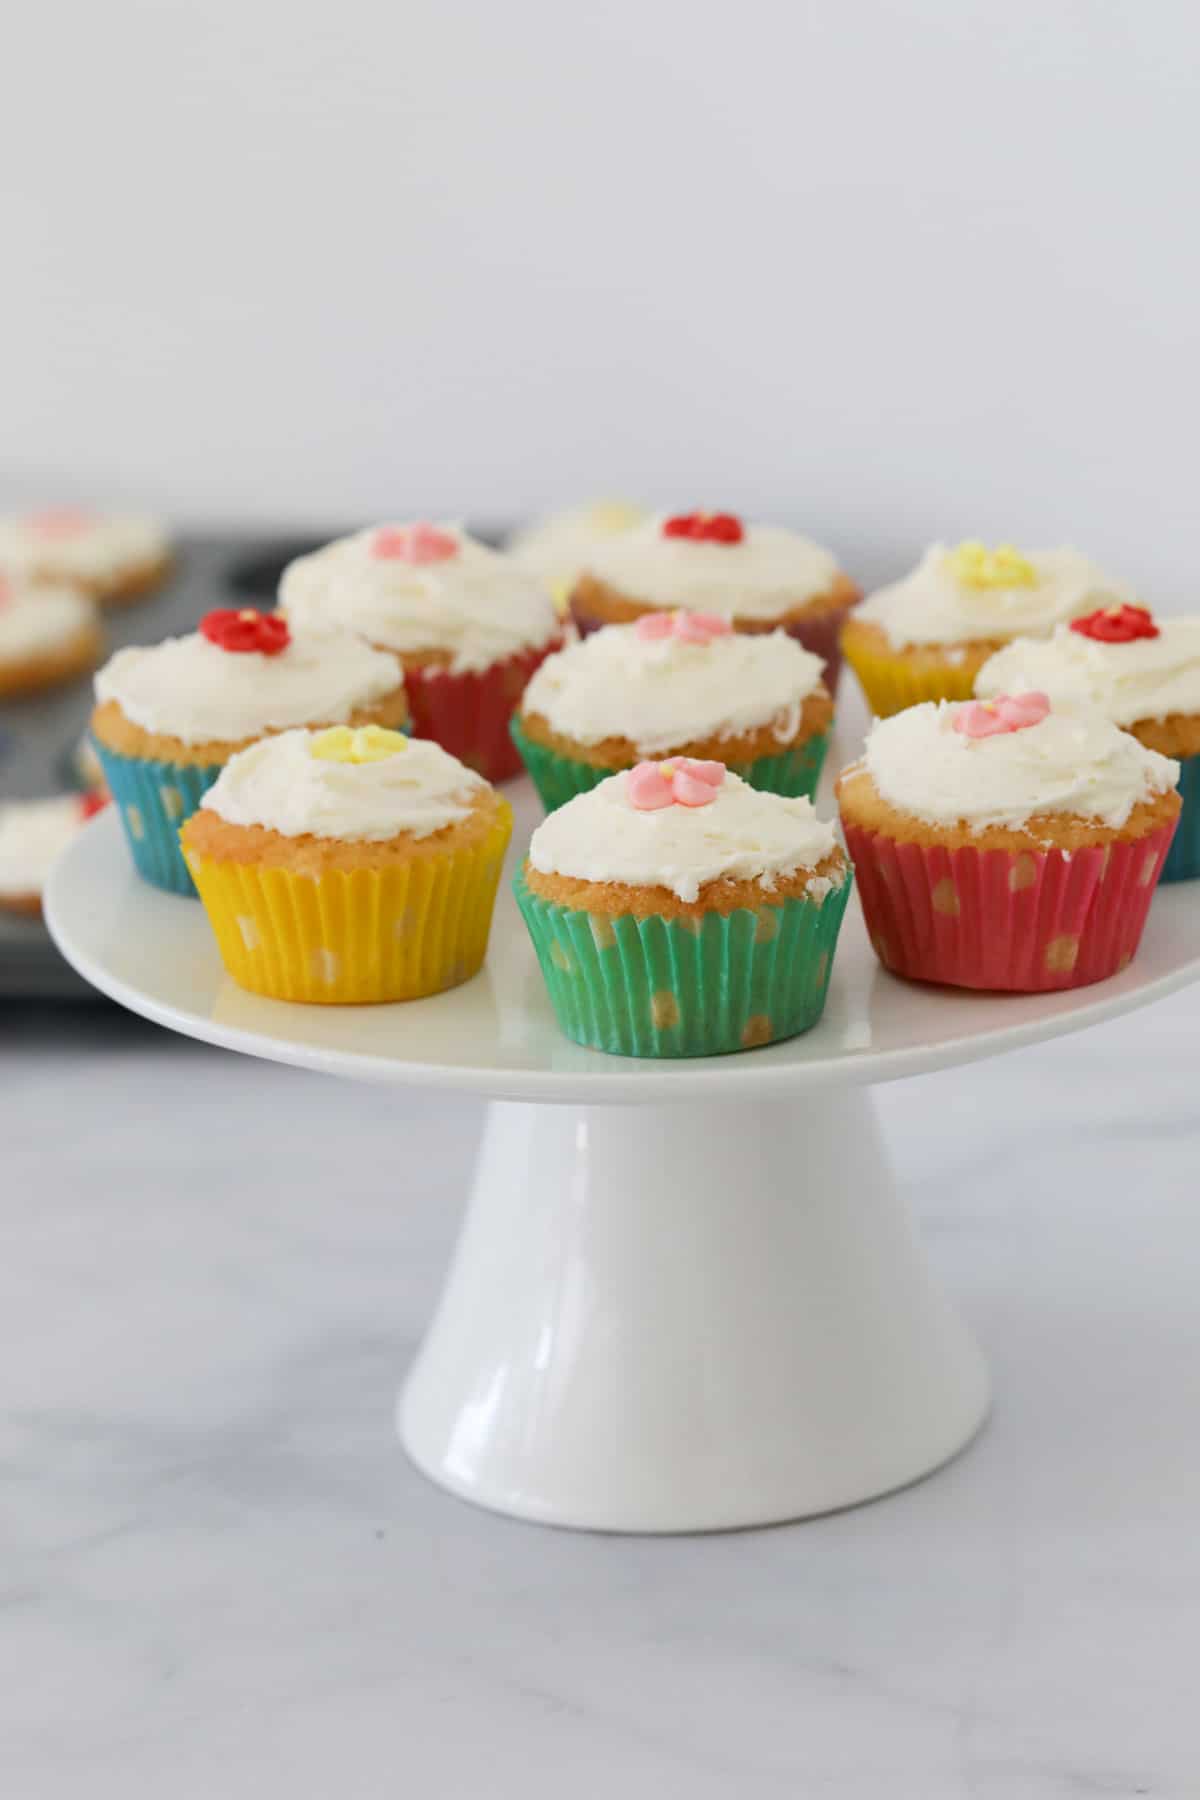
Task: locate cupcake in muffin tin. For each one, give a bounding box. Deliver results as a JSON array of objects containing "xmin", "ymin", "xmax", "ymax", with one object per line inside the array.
[
  {"xmin": 511, "ymin": 612, "xmax": 833, "ymax": 811},
  {"xmin": 0, "ymin": 508, "xmax": 171, "ymax": 607},
  {"xmin": 91, "ymin": 609, "xmax": 409, "ymax": 895},
  {"xmin": 837, "ymin": 693, "xmax": 1180, "ymax": 992},
  {"xmin": 515, "ymin": 761, "xmax": 851, "ymax": 1057},
  {"xmin": 567, "ymin": 511, "xmax": 859, "ymax": 693},
  {"xmin": 842, "ymin": 541, "xmax": 1135, "ymax": 718},
  {"xmin": 975, "ymin": 605, "xmax": 1200, "ymax": 882},
  {"xmin": 279, "ymin": 522, "xmax": 561, "ymax": 781},
  {"xmin": 0, "ymin": 577, "xmax": 103, "ymax": 698}
]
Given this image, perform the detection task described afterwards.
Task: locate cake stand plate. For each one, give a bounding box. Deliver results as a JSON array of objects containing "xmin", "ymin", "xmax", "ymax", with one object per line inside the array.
[{"xmin": 46, "ymin": 799, "xmax": 1200, "ymax": 1532}]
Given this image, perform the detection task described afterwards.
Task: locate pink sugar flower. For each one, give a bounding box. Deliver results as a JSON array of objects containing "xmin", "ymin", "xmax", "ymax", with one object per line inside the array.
[
  {"xmin": 372, "ymin": 523, "xmax": 459, "ymax": 564},
  {"xmin": 628, "ymin": 758, "xmax": 726, "ymax": 810},
  {"xmin": 635, "ymin": 609, "xmax": 732, "ymax": 646},
  {"xmin": 953, "ymin": 692, "xmax": 1051, "ymax": 739}
]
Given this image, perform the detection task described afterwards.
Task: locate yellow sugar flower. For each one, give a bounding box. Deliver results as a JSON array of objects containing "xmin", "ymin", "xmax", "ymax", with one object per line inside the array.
[
  {"xmin": 310, "ymin": 725, "xmax": 409, "ymax": 765},
  {"xmin": 948, "ymin": 541, "xmax": 1037, "ymax": 590}
]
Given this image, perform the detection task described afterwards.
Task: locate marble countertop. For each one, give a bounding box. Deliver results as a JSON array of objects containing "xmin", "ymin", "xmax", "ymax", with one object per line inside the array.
[{"xmin": 5, "ymin": 993, "xmax": 1200, "ymax": 1799}]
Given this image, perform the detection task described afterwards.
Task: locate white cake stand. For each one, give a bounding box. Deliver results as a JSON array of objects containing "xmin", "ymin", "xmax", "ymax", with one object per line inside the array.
[{"xmin": 46, "ymin": 789, "xmax": 1200, "ymax": 1534}]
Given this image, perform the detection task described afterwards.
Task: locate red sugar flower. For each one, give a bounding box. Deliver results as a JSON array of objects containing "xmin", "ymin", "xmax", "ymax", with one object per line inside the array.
[
  {"xmin": 1070, "ymin": 604, "xmax": 1159, "ymax": 644},
  {"xmin": 662, "ymin": 512, "xmax": 744, "ymax": 545},
  {"xmin": 200, "ymin": 608, "xmax": 291, "ymax": 655}
]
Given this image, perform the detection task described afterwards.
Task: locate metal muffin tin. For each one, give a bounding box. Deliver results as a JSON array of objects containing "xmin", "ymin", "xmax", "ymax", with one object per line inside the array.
[{"xmin": 0, "ymin": 532, "xmax": 330, "ymax": 998}]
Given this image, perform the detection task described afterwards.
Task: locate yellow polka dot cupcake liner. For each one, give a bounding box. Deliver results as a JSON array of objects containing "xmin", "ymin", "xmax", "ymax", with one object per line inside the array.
[
  {"xmin": 91, "ymin": 742, "xmax": 222, "ymax": 895},
  {"xmin": 513, "ymin": 865, "xmax": 851, "ymax": 1057},
  {"xmin": 186, "ymin": 806, "xmax": 512, "ymax": 1004},
  {"xmin": 839, "ymin": 634, "xmax": 982, "ymax": 719}
]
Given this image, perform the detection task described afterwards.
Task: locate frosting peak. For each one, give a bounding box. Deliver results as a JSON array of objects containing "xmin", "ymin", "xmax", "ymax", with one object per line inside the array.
[
  {"xmin": 579, "ymin": 516, "xmax": 841, "ymax": 620},
  {"xmin": 519, "ymin": 621, "xmax": 825, "ymax": 756},
  {"xmin": 528, "ymin": 768, "xmax": 840, "ymax": 903},
  {"xmin": 976, "ymin": 617, "xmax": 1200, "ymax": 727},
  {"xmin": 861, "ymin": 700, "xmax": 1178, "ymax": 832},
  {"xmin": 858, "ymin": 544, "xmax": 1133, "ymax": 649},
  {"xmin": 280, "ymin": 525, "xmax": 558, "ymax": 674},
  {"xmin": 202, "ymin": 729, "xmax": 486, "ymax": 842}
]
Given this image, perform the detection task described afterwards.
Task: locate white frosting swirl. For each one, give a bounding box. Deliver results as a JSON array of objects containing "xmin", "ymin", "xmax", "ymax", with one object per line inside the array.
[
  {"xmin": 0, "ymin": 513, "xmax": 168, "ymax": 585},
  {"xmin": 94, "ymin": 626, "xmax": 402, "ymax": 746},
  {"xmin": 507, "ymin": 501, "xmax": 646, "ymax": 596},
  {"xmin": 976, "ymin": 619, "xmax": 1200, "ymax": 727},
  {"xmin": 858, "ymin": 545, "xmax": 1134, "ymax": 649},
  {"xmin": 0, "ymin": 795, "xmax": 89, "ymax": 898},
  {"xmin": 0, "ymin": 583, "xmax": 97, "ymax": 660},
  {"xmin": 528, "ymin": 769, "xmax": 841, "ymax": 903},
  {"xmin": 580, "ymin": 517, "xmax": 841, "ymax": 620},
  {"xmin": 279, "ymin": 525, "xmax": 558, "ymax": 674},
  {"xmin": 521, "ymin": 623, "xmax": 825, "ymax": 755},
  {"xmin": 202, "ymin": 728, "xmax": 486, "ymax": 842},
  {"xmin": 861, "ymin": 701, "xmax": 1178, "ymax": 832}
]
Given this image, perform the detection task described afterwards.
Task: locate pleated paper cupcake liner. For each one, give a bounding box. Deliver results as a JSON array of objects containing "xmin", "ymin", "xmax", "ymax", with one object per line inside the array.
[
  {"xmin": 842, "ymin": 816, "xmax": 1178, "ymax": 993},
  {"xmin": 839, "ymin": 635, "xmax": 980, "ymax": 719},
  {"xmin": 510, "ymin": 717, "xmax": 832, "ymax": 813},
  {"xmin": 184, "ymin": 806, "xmax": 512, "ymax": 1003},
  {"xmin": 569, "ymin": 596, "xmax": 857, "ymax": 696},
  {"xmin": 403, "ymin": 639, "xmax": 562, "ymax": 784},
  {"xmin": 513, "ymin": 864, "xmax": 852, "ymax": 1057},
  {"xmin": 91, "ymin": 740, "xmax": 223, "ymax": 896},
  {"xmin": 1160, "ymin": 754, "xmax": 1200, "ymax": 882}
]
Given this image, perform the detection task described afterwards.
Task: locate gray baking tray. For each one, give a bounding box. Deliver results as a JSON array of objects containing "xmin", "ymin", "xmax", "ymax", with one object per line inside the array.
[{"xmin": 0, "ymin": 533, "xmax": 330, "ymax": 998}]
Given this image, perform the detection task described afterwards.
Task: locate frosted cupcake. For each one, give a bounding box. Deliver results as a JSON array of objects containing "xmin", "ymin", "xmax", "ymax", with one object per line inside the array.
[
  {"xmin": 568, "ymin": 512, "xmax": 860, "ymax": 694},
  {"xmin": 279, "ymin": 522, "xmax": 561, "ymax": 781},
  {"xmin": 182, "ymin": 726, "xmax": 511, "ymax": 1004},
  {"xmin": 515, "ymin": 761, "xmax": 851, "ymax": 1056},
  {"xmin": 0, "ymin": 791, "xmax": 107, "ymax": 917},
  {"xmin": 0, "ymin": 577, "xmax": 103, "ymax": 698},
  {"xmin": 92, "ymin": 609, "xmax": 408, "ymax": 895},
  {"xmin": 842, "ymin": 541, "xmax": 1134, "ymax": 718},
  {"xmin": 0, "ymin": 508, "xmax": 171, "ymax": 606},
  {"xmin": 976, "ymin": 605, "xmax": 1200, "ymax": 883},
  {"xmin": 512, "ymin": 612, "xmax": 832, "ymax": 811},
  {"xmin": 837, "ymin": 693, "xmax": 1180, "ymax": 992},
  {"xmin": 507, "ymin": 499, "xmax": 646, "ymax": 612}
]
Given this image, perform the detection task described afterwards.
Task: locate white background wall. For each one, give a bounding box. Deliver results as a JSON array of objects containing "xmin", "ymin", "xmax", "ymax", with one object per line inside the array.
[{"xmin": 5, "ymin": 0, "xmax": 1198, "ymax": 594}]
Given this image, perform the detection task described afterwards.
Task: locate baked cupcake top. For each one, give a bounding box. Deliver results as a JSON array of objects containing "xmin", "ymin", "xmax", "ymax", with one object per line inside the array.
[
  {"xmin": 976, "ymin": 607, "xmax": 1200, "ymax": 727},
  {"xmin": 201, "ymin": 725, "xmax": 486, "ymax": 842},
  {"xmin": 857, "ymin": 542, "xmax": 1133, "ymax": 650},
  {"xmin": 520, "ymin": 615, "xmax": 826, "ymax": 756},
  {"xmin": 94, "ymin": 611, "xmax": 402, "ymax": 747},
  {"xmin": 859, "ymin": 695, "xmax": 1178, "ymax": 831},
  {"xmin": 528, "ymin": 762, "xmax": 840, "ymax": 902},
  {"xmin": 279, "ymin": 523, "xmax": 558, "ymax": 673},
  {"xmin": 508, "ymin": 500, "xmax": 646, "ymax": 595},
  {"xmin": 0, "ymin": 793, "xmax": 101, "ymax": 898},
  {"xmin": 578, "ymin": 513, "xmax": 841, "ymax": 620},
  {"xmin": 0, "ymin": 509, "xmax": 168, "ymax": 586},
  {"xmin": 0, "ymin": 579, "xmax": 97, "ymax": 659}
]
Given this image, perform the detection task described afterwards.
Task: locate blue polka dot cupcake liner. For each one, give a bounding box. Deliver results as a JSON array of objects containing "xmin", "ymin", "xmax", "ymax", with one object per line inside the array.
[
  {"xmin": 513, "ymin": 862, "xmax": 852, "ymax": 1058},
  {"xmin": 1160, "ymin": 753, "xmax": 1200, "ymax": 883},
  {"xmin": 90, "ymin": 740, "xmax": 224, "ymax": 896},
  {"xmin": 510, "ymin": 715, "xmax": 831, "ymax": 815}
]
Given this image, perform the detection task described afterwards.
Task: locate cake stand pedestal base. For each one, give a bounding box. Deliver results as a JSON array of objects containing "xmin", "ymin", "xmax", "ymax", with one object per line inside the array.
[{"xmin": 399, "ymin": 1089, "xmax": 989, "ymax": 1533}]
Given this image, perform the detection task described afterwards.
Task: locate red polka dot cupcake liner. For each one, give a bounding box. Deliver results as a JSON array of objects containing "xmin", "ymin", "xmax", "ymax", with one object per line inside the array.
[
  {"xmin": 513, "ymin": 864, "xmax": 852, "ymax": 1057},
  {"xmin": 842, "ymin": 817, "xmax": 1179, "ymax": 993},
  {"xmin": 403, "ymin": 639, "xmax": 562, "ymax": 783}
]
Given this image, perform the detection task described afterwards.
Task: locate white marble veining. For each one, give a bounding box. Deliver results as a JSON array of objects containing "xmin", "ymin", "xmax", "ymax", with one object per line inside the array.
[{"xmin": 4, "ymin": 994, "xmax": 1200, "ymax": 1798}]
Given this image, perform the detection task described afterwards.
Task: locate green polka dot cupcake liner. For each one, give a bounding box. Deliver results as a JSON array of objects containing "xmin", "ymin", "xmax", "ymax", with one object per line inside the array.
[
  {"xmin": 1160, "ymin": 753, "xmax": 1200, "ymax": 882},
  {"xmin": 513, "ymin": 863, "xmax": 852, "ymax": 1058},
  {"xmin": 91, "ymin": 741, "xmax": 223, "ymax": 896},
  {"xmin": 510, "ymin": 715, "xmax": 831, "ymax": 813}
]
